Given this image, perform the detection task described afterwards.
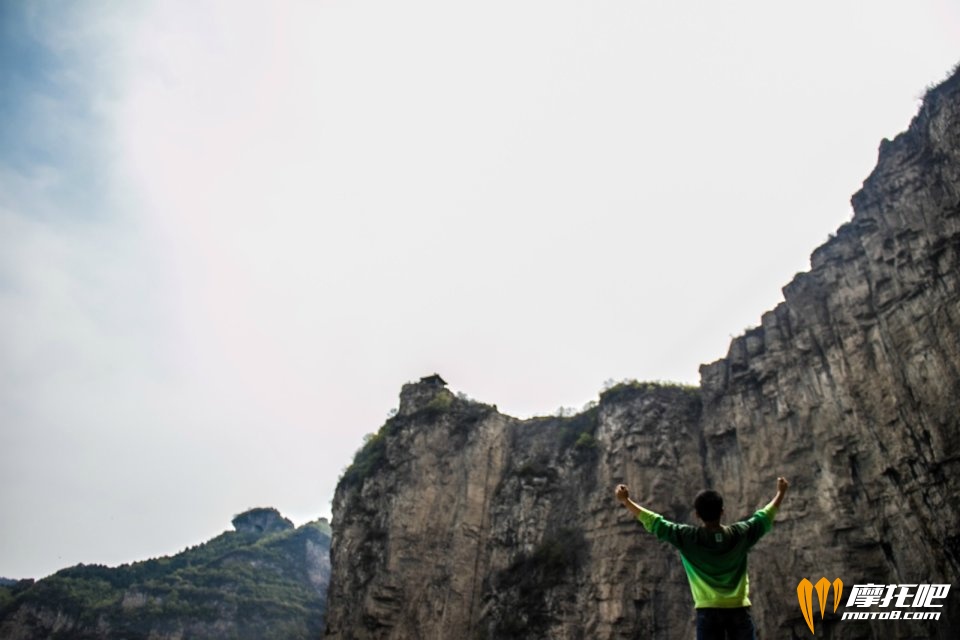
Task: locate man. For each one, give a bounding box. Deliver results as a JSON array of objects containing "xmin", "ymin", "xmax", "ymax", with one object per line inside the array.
[{"xmin": 615, "ymin": 477, "xmax": 789, "ymax": 640}]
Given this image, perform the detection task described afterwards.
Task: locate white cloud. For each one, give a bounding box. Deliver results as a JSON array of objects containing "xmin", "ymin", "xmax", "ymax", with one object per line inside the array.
[{"xmin": 1, "ymin": 0, "xmax": 958, "ymax": 578}]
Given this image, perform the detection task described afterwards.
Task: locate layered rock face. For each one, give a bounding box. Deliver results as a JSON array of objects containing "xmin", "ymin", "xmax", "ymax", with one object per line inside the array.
[{"xmin": 326, "ymin": 68, "xmax": 960, "ymax": 639}]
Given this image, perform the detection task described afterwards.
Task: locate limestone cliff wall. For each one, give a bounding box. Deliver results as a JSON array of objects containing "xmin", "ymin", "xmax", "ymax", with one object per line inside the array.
[
  {"xmin": 695, "ymin": 68, "xmax": 960, "ymax": 638},
  {"xmin": 325, "ymin": 67, "xmax": 960, "ymax": 639}
]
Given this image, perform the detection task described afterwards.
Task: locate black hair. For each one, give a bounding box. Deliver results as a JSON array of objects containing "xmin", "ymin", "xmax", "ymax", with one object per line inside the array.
[{"xmin": 694, "ymin": 490, "xmax": 723, "ymax": 522}]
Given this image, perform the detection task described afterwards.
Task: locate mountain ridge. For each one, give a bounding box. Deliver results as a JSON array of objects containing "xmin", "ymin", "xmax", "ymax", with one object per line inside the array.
[{"xmin": 0, "ymin": 509, "xmax": 331, "ymax": 640}]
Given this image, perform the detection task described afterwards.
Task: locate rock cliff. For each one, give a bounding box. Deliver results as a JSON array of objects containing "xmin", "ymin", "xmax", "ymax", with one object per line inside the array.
[
  {"xmin": 325, "ymin": 65, "xmax": 960, "ymax": 639},
  {"xmin": 0, "ymin": 510, "xmax": 331, "ymax": 640},
  {"xmin": 231, "ymin": 506, "xmax": 295, "ymax": 535}
]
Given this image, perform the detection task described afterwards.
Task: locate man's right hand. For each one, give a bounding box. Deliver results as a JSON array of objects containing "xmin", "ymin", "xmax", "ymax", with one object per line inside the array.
[
  {"xmin": 771, "ymin": 477, "xmax": 789, "ymax": 509},
  {"xmin": 777, "ymin": 477, "xmax": 789, "ymax": 494}
]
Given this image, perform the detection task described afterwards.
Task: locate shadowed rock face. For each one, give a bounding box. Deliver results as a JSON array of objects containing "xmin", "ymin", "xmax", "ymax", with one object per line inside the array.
[{"xmin": 325, "ymin": 68, "xmax": 960, "ymax": 640}]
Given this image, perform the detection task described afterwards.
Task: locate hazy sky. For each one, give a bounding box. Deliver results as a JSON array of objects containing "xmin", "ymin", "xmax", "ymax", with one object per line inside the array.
[{"xmin": 1, "ymin": 1, "xmax": 957, "ymax": 579}]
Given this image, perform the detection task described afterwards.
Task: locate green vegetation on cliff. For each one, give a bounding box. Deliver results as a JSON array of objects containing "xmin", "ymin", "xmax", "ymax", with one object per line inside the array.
[
  {"xmin": 340, "ymin": 382, "xmax": 497, "ymax": 490},
  {"xmin": 0, "ymin": 513, "xmax": 331, "ymax": 640},
  {"xmin": 598, "ymin": 379, "xmax": 699, "ymax": 405}
]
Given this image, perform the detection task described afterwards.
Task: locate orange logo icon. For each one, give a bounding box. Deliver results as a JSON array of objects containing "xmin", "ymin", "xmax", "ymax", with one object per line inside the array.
[{"xmin": 797, "ymin": 577, "xmax": 843, "ymax": 634}]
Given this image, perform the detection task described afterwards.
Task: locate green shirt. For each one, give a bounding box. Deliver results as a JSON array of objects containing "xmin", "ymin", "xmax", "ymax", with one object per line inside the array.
[{"xmin": 636, "ymin": 503, "xmax": 777, "ymax": 608}]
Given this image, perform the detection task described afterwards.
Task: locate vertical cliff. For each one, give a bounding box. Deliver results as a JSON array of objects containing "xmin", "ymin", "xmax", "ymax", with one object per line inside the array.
[{"xmin": 325, "ymin": 66, "xmax": 960, "ymax": 639}]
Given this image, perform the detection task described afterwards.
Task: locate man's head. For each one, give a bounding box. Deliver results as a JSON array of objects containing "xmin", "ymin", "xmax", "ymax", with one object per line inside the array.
[{"xmin": 694, "ymin": 490, "xmax": 723, "ymax": 523}]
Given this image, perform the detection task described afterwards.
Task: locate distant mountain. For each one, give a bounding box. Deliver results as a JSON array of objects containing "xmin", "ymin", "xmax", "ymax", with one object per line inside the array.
[{"xmin": 0, "ymin": 508, "xmax": 330, "ymax": 640}]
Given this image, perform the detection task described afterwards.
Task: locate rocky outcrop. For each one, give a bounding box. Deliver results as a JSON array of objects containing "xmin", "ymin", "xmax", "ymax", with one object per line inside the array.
[
  {"xmin": 231, "ymin": 506, "xmax": 295, "ymax": 535},
  {"xmin": 325, "ymin": 66, "xmax": 960, "ymax": 639},
  {"xmin": 0, "ymin": 514, "xmax": 331, "ymax": 640}
]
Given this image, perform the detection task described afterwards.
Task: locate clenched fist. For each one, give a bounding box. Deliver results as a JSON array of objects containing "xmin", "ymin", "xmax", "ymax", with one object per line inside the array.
[{"xmin": 616, "ymin": 484, "xmax": 630, "ymax": 503}]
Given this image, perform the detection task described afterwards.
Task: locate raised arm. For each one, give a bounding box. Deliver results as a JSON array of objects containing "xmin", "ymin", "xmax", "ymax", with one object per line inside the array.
[
  {"xmin": 616, "ymin": 484, "xmax": 644, "ymax": 517},
  {"xmin": 616, "ymin": 484, "xmax": 686, "ymax": 542},
  {"xmin": 768, "ymin": 476, "xmax": 789, "ymax": 510}
]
